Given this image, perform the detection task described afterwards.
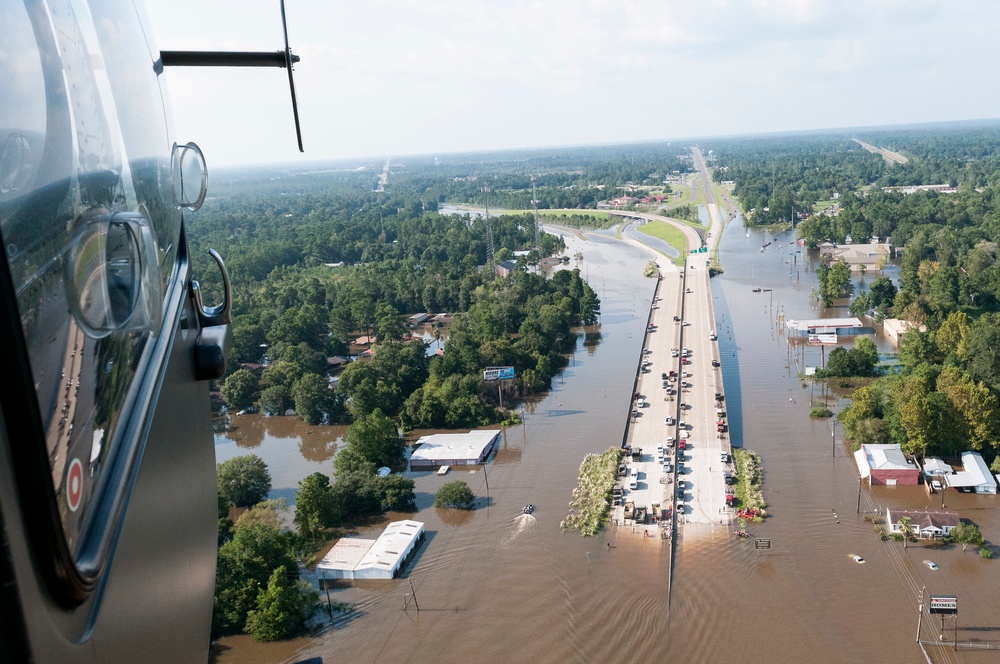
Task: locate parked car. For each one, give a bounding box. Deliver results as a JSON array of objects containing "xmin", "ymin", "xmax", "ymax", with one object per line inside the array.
[
  {"xmin": 665, "ymin": 417, "xmax": 675, "ymax": 426},
  {"xmin": 930, "ymin": 480, "xmax": 944, "ymax": 491},
  {"xmin": 923, "ymin": 560, "xmax": 939, "ymax": 571},
  {"xmin": 712, "ymin": 359, "xmax": 721, "ymax": 367}
]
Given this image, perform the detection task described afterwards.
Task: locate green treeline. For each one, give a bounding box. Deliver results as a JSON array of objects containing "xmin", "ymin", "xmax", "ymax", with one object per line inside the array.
[{"xmin": 398, "ymin": 143, "xmax": 693, "ymax": 210}]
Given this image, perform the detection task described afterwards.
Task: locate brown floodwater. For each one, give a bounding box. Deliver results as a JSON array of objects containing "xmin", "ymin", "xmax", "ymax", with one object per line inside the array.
[{"xmin": 215, "ymin": 219, "xmax": 1000, "ymax": 664}]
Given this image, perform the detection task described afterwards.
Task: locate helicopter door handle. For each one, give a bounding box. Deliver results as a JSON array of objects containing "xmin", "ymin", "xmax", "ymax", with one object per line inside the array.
[
  {"xmin": 191, "ymin": 249, "xmax": 233, "ymax": 380},
  {"xmin": 191, "ymin": 249, "xmax": 231, "ymax": 328}
]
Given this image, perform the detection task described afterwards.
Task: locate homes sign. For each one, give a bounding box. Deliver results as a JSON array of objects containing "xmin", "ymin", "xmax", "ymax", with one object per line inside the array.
[{"xmin": 929, "ymin": 596, "xmax": 957, "ymax": 614}]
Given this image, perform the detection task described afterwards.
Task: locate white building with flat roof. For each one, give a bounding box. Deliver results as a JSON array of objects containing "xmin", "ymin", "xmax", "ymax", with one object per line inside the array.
[
  {"xmin": 785, "ymin": 317, "xmax": 868, "ymax": 336},
  {"xmin": 317, "ymin": 520, "xmax": 426, "ymax": 580},
  {"xmin": 948, "ymin": 452, "xmax": 997, "ymax": 494},
  {"xmin": 409, "ymin": 430, "xmax": 500, "ymax": 470}
]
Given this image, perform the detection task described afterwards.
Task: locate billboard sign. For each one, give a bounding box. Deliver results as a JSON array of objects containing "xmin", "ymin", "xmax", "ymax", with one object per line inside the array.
[
  {"xmin": 929, "ymin": 596, "xmax": 957, "ymax": 614},
  {"xmin": 483, "ymin": 366, "xmax": 515, "ymax": 381},
  {"xmin": 754, "ymin": 538, "xmax": 771, "ymax": 550}
]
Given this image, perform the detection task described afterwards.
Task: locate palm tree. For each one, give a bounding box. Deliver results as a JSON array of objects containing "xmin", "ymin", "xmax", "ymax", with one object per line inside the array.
[{"xmin": 898, "ymin": 516, "xmax": 915, "ymax": 548}]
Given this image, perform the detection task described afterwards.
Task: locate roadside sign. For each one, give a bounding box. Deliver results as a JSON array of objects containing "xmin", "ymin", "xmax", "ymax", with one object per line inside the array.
[
  {"xmin": 754, "ymin": 538, "xmax": 771, "ymax": 550},
  {"xmin": 929, "ymin": 596, "xmax": 957, "ymax": 614},
  {"xmin": 67, "ymin": 458, "xmax": 83, "ymax": 512},
  {"xmin": 483, "ymin": 366, "xmax": 515, "ymax": 381}
]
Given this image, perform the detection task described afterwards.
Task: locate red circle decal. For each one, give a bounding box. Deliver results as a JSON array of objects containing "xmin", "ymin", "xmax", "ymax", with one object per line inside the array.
[{"xmin": 67, "ymin": 458, "xmax": 84, "ymax": 512}]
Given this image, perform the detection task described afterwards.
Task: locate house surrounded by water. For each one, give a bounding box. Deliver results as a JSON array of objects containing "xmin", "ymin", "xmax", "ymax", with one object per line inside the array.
[
  {"xmin": 409, "ymin": 430, "xmax": 500, "ymax": 470},
  {"xmin": 854, "ymin": 443, "xmax": 920, "ymax": 485}
]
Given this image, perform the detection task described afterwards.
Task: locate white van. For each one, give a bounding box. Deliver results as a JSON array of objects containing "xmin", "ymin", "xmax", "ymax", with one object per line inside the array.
[{"xmin": 628, "ymin": 474, "xmax": 638, "ymax": 490}]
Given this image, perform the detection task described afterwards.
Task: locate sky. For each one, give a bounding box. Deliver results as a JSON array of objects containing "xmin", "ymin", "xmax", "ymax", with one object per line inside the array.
[{"xmin": 144, "ymin": 0, "xmax": 1000, "ymax": 167}]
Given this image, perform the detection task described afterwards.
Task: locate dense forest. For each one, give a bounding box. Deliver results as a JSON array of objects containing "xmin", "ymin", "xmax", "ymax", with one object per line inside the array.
[
  {"xmin": 188, "ymin": 151, "xmax": 622, "ymax": 432},
  {"xmin": 706, "ymin": 122, "xmax": 1000, "ymax": 466}
]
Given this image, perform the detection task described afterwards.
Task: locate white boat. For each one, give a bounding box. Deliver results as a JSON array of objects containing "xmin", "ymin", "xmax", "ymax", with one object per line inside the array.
[{"xmin": 437, "ymin": 465, "xmax": 450, "ymax": 475}]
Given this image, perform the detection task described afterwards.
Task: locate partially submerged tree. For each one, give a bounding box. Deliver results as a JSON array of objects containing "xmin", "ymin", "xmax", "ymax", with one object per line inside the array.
[
  {"xmin": 218, "ymin": 454, "xmax": 272, "ymax": 508},
  {"xmin": 898, "ymin": 516, "xmax": 914, "ymax": 548},
  {"xmin": 435, "ymin": 480, "xmax": 475, "ymax": 509},
  {"xmin": 951, "ymin": 521, "xmax": 986, "ymax": 552},
  {"xmin": 244, "ymin": 565, "xmax": 319, "ymax": 642}
]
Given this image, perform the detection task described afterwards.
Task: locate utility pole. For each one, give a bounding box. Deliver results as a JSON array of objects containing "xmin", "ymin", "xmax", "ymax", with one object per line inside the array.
[
  {"xmin": 831, "ymin": 420, "xmax": 836, "ymax": 458},
  {"xmin": 857, "ymin": 476, "xmax": 863, "ymax": 514},
  {"xmin": 322, "ymin": 569, "xmax": 332, "ymax": 619},
  {"xmin": 483, "ymin": 185, "xmax": 495, "ymax": 281},
  {"xmin": 531, "ymin": 176, "xmax": 541, "ymax": 249},
  {"xmin": 916, "ymin": 586, "xmax": 924, "ymax": 642},
  {"xmin": 408, "ymin": 579, "xmax": 420, "ymax": 612},
  {"xmin": 482, "ymin": 455, "xmax": 490, "ymax": 496}
]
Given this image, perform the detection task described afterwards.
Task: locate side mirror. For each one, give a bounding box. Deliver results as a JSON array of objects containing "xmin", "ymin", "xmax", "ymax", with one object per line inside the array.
[{"xmin": 65, "ymin": 210, "xmax": 161, "ymax": 339}]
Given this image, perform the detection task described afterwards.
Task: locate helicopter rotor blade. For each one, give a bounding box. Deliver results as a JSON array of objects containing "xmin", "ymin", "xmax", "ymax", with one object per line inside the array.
[{"xmin": 280, "ymin": 0, "xmax": 304, "ymax": 152}]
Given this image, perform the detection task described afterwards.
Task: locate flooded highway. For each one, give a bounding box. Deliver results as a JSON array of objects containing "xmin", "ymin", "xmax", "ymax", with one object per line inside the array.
[{"xmin": 215, "ymin": 216, "xmax": 1000, "ymax": 663}]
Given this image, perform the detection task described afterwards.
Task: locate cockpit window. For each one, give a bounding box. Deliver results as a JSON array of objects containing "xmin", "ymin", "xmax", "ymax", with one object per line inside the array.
[{"xmin": 0, "ymin": 0, "xmax": 182, "ymax": 568}]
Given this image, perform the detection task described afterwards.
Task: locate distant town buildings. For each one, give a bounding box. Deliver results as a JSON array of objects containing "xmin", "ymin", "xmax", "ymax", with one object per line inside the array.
[
  {"xmin": 818, "ymin": 242, "xmax": 892, "ymax": 271},
  {"xmin": 495, "ymin": 259, "xmax": 519, "ymax": 278},
  {"xmin": 882, "ymin": 318, "xmax": 926, "ymax": 348},
  {"xmin": 597, "ymin": 196, "xmax": 639, "ymax": 209},
  {"xmin": 882, "ymin": 184, "xmax": 958, "ymax": 195}
]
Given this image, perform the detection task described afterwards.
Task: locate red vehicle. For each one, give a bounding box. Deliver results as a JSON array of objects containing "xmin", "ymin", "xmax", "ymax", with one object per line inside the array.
[
  {"xmin": 717, "ymin": 421, "xmax": 727, "ymax": 432},
  {"xmin": 678, "ymin": 439, "xmax": 687, "ymax": 450}
]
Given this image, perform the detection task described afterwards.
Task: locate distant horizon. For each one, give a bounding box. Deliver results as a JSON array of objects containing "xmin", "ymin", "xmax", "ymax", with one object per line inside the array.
[
  {"xmin": 212, "ymin": 116, "xmax": 1000, "ymax": 172},
  {"xmin": 146, "ymin": 0, "xmax": 1000, "ymax": 168}
]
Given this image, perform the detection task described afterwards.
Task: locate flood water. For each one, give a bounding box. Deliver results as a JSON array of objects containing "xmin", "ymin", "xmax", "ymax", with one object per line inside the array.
[{"xmin": 216, "ymin": 218, "xmax": 1000, "ymax": 663}]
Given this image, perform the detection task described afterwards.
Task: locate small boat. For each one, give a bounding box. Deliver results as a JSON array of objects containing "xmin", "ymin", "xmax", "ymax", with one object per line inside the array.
[
  {"xmin": 523, "ymin": 504, "xmax": 535, "ymax": 515},
  {"xmin": 752, "ymin": 288, "xmax": 761, "ymax": 293}
]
